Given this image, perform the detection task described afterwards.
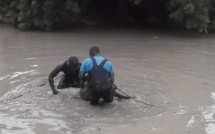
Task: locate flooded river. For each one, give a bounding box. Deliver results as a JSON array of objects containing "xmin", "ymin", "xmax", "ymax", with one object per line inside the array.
[{"xmin": 0, "ymin": 25, "xmax": 215, "ymax": 134}]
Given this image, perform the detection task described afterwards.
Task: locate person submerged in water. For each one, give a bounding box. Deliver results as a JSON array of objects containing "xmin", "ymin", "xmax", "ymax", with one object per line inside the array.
[
  {"xmin": 79, "ymin": 46, "xmax": 131, "ymax": 105},
  {"xmin": 48, "ymin": 56, "xmax": 81, "ymax": 95}
]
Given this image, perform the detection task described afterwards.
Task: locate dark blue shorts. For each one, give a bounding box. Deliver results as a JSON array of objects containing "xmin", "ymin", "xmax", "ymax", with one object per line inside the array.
[{"xmin": 57, "ymin": 75, "xmax": 79, "ymax": 89}]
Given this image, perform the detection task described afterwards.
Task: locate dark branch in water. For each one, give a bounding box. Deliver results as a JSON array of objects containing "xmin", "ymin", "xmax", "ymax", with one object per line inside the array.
[
  {"xmin": 116, "ymin": 88, "xmax": 155, "ymax": 107},
  {"xmin": 11, "ymin": 95, "xmax": 22, "ymax": 100}
]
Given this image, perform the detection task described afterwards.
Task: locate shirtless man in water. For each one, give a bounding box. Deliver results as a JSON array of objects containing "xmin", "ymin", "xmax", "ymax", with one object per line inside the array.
[
  {"xmin": 48, "ymin": 56, "xmax": 81, "ymax": 95},
  {"xmin": 48, "ymin": 56, "xmax": 130, "ymax": 100}
]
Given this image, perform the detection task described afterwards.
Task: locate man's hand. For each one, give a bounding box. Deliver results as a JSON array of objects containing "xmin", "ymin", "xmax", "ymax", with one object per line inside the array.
[
  {"xmin": 53, "ymin": 90, "xmax": 59, "ymax": 95},
  {"xmin": 48, "ymin": 64, "xmax": 63, "ymax": 96},
  {"xmin": 84, "ymin": 73, "xmax": 89, "ymax": 80},
  {"xmin": 113, "ymin": 83, "xmax": 118, "ymax": 90}
]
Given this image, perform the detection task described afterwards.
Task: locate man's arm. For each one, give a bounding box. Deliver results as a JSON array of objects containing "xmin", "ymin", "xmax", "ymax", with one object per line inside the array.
[
  {"xmin": 48, "ymin": 64, "xmax": 63, "ymax": 95},
  {"xmin": 105, "ymin": 61, "xmax": 114, "ymax": 83},
  {"xmin": 79, "ymin": 72, "xmax": 86, "ymax": 88},
  {"xmin": 79, "ymin": 59, "xmax": 90, "ymax": 88},
  {"xmin": 110, "ymin": 73, "xmax": 114, "ymax": 83}
]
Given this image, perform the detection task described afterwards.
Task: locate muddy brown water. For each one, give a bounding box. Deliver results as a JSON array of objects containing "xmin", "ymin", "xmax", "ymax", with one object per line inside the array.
[{"xmin": 0, "ymin": 25, "xmax": 215, "ymax": 134}]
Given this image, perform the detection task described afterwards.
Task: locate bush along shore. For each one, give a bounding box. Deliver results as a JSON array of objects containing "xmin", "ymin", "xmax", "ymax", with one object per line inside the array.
[{"xmin": 0, "ymin": 0, "xmax": 215, "ymax": 32}]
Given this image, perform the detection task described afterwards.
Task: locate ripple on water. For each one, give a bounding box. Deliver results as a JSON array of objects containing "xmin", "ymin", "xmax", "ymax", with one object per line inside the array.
[
  {"xmin": 204, "ymin": 93, "xmax": 215, "ymax": 134},
  {"xmin": 185, "ymin": 93, "xmax": 215, "ymax": 134},
  {"xmin": 0, "ymin": 78, "xmax": 166, "ymax": 134}
]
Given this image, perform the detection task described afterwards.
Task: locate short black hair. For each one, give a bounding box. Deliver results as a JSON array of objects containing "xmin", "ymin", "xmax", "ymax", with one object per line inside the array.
[
  {"xmin": 69, "ymin": 56, "xmax": 79, "ymax": 65},
  {"xmin": 89, "ymin": 46, "xmax": 100, "ymax": 57}
]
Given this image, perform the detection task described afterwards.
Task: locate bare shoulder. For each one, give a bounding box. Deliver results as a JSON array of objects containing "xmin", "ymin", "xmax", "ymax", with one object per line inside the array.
[
  {"xmin": 55, "ymin": 64, "xmax": 63, "ymax": 71},
  {"xmin": 49, "ymin": 64, "xmax": 63, "ymax": 76}
]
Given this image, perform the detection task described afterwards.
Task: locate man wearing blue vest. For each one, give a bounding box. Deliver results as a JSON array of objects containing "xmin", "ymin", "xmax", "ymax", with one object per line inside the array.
[{"xmin": 79, "ymin": 46, "xmax": 124, "ymax": 105}]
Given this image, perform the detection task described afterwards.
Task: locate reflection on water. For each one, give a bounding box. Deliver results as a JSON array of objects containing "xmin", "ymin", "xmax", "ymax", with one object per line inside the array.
[
  {"xmin": 10, "ymin": 70, "xmax": 39, "ymax": 79},
  {"xmin": 0, "ymin": 112, "xmax": 71, "ymax": 134},
  {"xmin": 184, "ymin": 93, "xmax": 215, "ymax": 134},
  {"xmin": 0, "ymin": 69, "xmax": 40, "ymax": 85},
  {"xmin": 204, "ymin": 93, "xmax": 215, "ymax": 134},
  {"xmin": 30, "ymin": 65, "xmax": 39, "ymax": 68},
  {"xmin": 26, "ymin": 57, "xmax": 36, "ymax": 60},
  {"xmin": 0, "ymin": 76, "xmax": 8, "ymax": 81}
]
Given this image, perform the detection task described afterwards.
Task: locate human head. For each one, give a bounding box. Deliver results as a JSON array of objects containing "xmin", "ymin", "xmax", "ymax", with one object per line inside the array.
[
  {"xmin": 68, "ymin": 56, "xmax": 79, "ymax": 68},
  {"xmin": 89, "ymin": 46, "xmax": 100, "ymax": 57}
]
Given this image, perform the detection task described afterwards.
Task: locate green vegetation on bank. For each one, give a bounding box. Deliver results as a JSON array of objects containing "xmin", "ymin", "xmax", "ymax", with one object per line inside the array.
[{"xmin": 0, "ymin": 0, "xmax": 214, "ymax": 32}]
